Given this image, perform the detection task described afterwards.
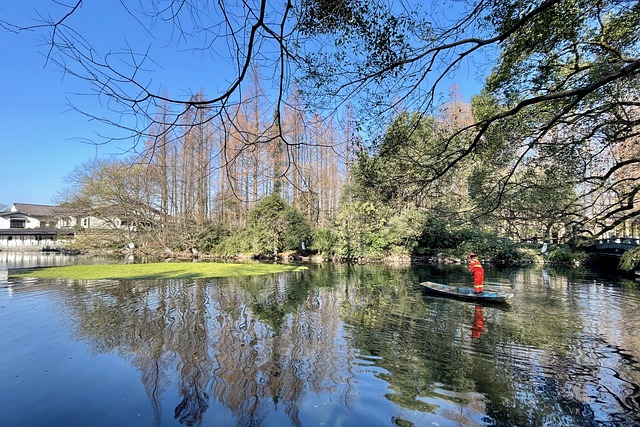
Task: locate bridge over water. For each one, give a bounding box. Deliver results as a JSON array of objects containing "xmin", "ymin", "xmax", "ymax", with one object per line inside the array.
[{"xmin": 593, "ymin": 237, "xmax": 640, "ymax": 257}]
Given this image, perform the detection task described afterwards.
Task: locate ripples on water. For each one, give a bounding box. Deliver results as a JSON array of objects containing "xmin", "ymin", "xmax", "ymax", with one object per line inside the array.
[{"xmin": 1, "ymin": 256, "xmax": 640, "ymax": 426}]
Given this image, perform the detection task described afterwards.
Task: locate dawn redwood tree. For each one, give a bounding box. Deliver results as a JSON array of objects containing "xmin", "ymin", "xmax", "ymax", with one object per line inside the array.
[{"xmin": 5, "ymin": 0, "xmax": 639, "ymax": 236}]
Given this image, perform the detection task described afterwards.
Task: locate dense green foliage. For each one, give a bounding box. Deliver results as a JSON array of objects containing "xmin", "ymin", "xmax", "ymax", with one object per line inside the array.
[
  {"xmin": 417, "ymin": 218, "xmax": 524, "ymax": 263},
  {"xmin": 620, "ymin": 247, "xmax": 640, "ymax": 271},
  {"xmin": 546, "ymin": 246, "xmax": 587, "ymax": 265},
  {"xmin": 174, "ymin": 194, "xmax": 313, "ymax": 258},
  {"xmin": 245, "ymin": 193, "xmax": 313, "ymax": 256},
  {"xmin": 298, "ymin": 0, "xmax": 640, "ymax": 239}
]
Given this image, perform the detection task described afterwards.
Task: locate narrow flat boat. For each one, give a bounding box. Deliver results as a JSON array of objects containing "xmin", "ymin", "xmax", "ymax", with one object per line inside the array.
[{"xmin": 420, "ymin": 281, "xmax": 513, "ymax": 303}]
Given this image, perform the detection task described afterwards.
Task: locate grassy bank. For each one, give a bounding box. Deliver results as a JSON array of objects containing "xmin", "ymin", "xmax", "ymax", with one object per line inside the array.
[{"xmin": 11, "ymin": 262, "xmax": 307, "ymax": 280}]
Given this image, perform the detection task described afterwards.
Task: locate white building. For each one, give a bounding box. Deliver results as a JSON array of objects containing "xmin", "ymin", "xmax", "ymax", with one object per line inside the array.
[
  {"xmin": 0, "ymin": 203, "xmax": 77, "ymax": 249},
  {"xmin": 0, "ymin": 202, "xmax": 156, "ymax": 250},
  {"xmin": 0, "ymin": 203, "xmax": 77, "ymax": 229}
]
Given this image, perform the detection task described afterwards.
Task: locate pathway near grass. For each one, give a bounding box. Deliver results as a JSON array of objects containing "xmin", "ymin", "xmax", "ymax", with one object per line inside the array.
[{"xmin": 10, "ymin": 262, "xmax": 306, "ymax": 280}]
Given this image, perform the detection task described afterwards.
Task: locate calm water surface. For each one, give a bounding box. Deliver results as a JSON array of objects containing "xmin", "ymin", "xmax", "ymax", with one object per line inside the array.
[{"xmin": 1, "ymin": 252, "xmax": 640, "ymax": 426}]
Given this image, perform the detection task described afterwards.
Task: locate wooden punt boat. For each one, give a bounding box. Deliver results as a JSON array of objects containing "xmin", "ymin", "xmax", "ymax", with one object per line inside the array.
[{"xmin": 420, "ymin": 281, "xmax": 513, "ymax": 304}]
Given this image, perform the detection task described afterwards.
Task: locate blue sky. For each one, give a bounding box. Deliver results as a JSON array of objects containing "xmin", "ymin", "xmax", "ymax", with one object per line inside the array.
[
  {"xmin": 1, "ymin": 3, "xmax": 103, "ymax": 207},
  {"xmin": 0, "ymin": 1, "xmax": 226, "ymax": 208},
  {"xmin": 0, "ymin": 1, "xmax": 486, "ymax": 210}
]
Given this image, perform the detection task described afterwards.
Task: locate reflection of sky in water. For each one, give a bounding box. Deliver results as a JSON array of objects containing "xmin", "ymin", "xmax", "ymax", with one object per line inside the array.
[
  {"xmin": 0, "ymin": 251, "xmax": 119, "ymax": 269},
  {"xmin": 1, "ymin": 258, "xmax": 639, "ymax": 426}
]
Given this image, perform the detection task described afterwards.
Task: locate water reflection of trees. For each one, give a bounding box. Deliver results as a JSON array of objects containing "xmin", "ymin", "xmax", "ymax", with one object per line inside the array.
[
  {"xmin": 61, "ymin": 264, "xmax": 640, "ymax": 426},
  {"xmin": 339, "ymin": 265, "xmax": 640, "ymax": 426},
  {"xmin": 338, "ymin": 274, "xmax": 492, "ymax": 425},
  {"xmin": 465, "ymin": 267, "xmax": 640, "ymax": 426},
  {"xmin": 64, "ymin": 269, "xmax": 358, "ymax": 426}
]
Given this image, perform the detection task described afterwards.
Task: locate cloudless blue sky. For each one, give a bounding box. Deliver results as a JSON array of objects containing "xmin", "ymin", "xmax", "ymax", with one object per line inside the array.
[
  {"xmin": 0, "ymin": 1, "xmax": 234, "ymax": 208},
  {"xmin": 0, "ymin": 1, "xmax": 486, "ymax": 210},
  {"xmin": 1, "ymin": 2, "xmax": 105, "ymax": 207}
]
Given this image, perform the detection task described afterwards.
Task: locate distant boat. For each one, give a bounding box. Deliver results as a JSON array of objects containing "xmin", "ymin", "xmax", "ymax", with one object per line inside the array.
[{"xmin": 420, "ymin": 281, "xmax": 513, "ymax": 304}]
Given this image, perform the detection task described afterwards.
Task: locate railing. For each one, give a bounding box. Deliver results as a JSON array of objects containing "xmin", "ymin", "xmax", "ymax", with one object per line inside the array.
[{"xmin": 594, "ymin": 237, "xmax": 640, "ymax": 255}]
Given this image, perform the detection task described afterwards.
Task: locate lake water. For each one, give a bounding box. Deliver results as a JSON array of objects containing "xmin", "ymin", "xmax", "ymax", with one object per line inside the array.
[{"xmin": 1, "ymin": 252, "xmax": 639, "ymax": 426}]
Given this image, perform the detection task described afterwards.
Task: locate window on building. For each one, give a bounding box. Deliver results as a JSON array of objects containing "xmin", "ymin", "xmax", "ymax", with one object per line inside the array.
[{"xmin": 10, "ymin": 219, "xmax": 26, "ymax": 228}]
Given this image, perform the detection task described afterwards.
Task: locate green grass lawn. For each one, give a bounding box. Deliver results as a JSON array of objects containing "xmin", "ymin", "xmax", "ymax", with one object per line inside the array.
[{"xmin": 10, "ymin": 262, "xmax": 307, "ymax": 280}]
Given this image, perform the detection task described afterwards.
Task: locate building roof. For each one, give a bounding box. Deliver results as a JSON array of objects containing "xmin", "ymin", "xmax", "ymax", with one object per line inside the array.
[{"xmin": 12, "ymin": 203, "xmax": 70, "ymax": 217}]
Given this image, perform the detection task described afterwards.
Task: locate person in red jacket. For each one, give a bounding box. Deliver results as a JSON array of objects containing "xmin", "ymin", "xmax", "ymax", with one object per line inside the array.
[{"xmin": 468, "ymin": 252, "xmax": 484, "ymax": 294}]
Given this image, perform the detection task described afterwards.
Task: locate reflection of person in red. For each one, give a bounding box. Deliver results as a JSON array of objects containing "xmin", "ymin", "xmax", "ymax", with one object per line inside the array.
[
  {"xmin": 472, "ymin": 305, "xmax": 485, "ymax": 340},
  {"xmin": 468, "ymin": 252, "xmax": 484, "ymax": 294}
]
